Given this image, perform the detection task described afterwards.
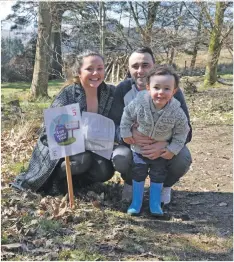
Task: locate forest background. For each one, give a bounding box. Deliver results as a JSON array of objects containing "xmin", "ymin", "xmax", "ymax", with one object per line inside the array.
[{"xmin": 1, "ymin": 1, "xmax": 233, "ymax": 261}]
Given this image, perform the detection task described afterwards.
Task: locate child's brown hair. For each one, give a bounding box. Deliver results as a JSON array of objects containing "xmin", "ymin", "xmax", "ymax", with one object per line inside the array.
[{"xmin": 146, "ymin": 65, "xmax": 179, "ymax": 89}]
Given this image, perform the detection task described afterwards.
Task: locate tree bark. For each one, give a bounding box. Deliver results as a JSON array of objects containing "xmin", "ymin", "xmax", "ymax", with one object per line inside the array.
[
  {"xmin": 99, "ymin": 2, "xmax": 105, "ymax": 55},
  {"xmin": 50, "ymin": 8, "xmax": 64, "ymax": 80},
  {"xmin": 168, "ymin": 47, "xmax": 175, "ymax": 65},
  {"xmin": 204, "ymin": 2, "xmax": 227, "ymax": 86},
  {"xmin": 190, "ymin": 11, "xmax": 203, "ymax": 70},
  {"xmin": 31, "ymin": 2, "xmax": 52, "ymax": 98},
  {"xmin": 144, "ymin": 2, "xmax": 159, "ymax": 45}
]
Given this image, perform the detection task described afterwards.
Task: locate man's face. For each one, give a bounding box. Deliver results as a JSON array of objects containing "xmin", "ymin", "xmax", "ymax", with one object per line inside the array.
[{"xmin": 128, "ymin": 52, "xmax": 154, "ymax": 90}]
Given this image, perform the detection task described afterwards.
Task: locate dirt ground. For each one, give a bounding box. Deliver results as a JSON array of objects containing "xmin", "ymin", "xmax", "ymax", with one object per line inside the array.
[{"xmin": 1, "ymin": 86, "xmax": 233, "ymax": 261}]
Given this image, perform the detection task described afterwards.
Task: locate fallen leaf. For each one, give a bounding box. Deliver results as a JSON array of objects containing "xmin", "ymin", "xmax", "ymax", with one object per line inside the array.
[
  {"xmin": 219, "ymin": 202, "xmax": 228, "ymax": 207},
  {"xmin": 1, "ymin": 243, "xmax": 24, "ymax": 251},
  {"xmin": 60, "ymin": 194, "xmax": 68, "ymax": 208},
  {"xmin": 92, "ymin": 200, "xmax": 101, "ymax": 209},
  {"xmin": 190, "ymin": 201, "xmax": 202, "ymax": 205}
]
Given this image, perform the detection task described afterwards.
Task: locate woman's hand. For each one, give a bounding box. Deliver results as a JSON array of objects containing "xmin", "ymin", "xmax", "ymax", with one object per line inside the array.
[
  {"xmin": 160, "ymin": 148, "xmax": 175, "ymax": 160},
  {"xmin": 123, "ymin": 137, "xmax": 135, "ymax": 145},
  {"xmin": 141, "ymin": 141, "xmax": 168, "ymax": 160},
  {"xmin": 132, "ymin": 127, "xmax": 154, "ymax": 146}
]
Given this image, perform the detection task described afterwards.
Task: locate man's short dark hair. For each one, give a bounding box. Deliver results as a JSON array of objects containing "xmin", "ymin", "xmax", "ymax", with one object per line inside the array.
[
  {"xmin": 131, "ymin": 46, "xmax": 155, "ymax": 63},
  {"xmin": 146, "ymin": 65, "xmax": 180, "ymax": 89}
]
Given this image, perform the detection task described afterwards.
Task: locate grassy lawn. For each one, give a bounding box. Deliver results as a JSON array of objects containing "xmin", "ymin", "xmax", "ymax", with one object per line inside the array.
[
  {"xmin": 1, "ymin": 79, "xmax": 64, "ymax": 101},
  {"xmin": 1, "ymin": 80, "xmax": 65, "ymax": 132}
]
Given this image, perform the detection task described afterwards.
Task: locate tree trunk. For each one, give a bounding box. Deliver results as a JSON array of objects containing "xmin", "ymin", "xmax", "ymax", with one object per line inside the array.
[
  {"xmin": 50, "ymin": 9, "xmax": 63, "ymax": 80},
  {"xmin": 204, "ymin": 2, "xmax": 226, "ymax": 87},
  {"xmin": 168, "ymin": 47, "xmax": 175, "ymax": 65},
  {"xmin": 50, "ymin": 29, "xmax": 62, "ymax": 79},
  {"xmin": 190, "ymin": 11, "xmax": 203, "ymax": 70},
  {"xmin": 143, "ymin": 2, "xmax": 160, "ymax": 45},
  {"xmin": 31, "ymin": 2, "xmax": 52, "ymax": 98},
  {"xmin": 99, "ymin": 2, "xmax": 105, "ymax": 55}
]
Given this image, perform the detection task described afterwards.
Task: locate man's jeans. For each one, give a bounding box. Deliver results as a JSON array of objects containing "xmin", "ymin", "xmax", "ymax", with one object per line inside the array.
[{"xmin": 112, "ymin": 145, "xmax": 192, "ymax": 186}]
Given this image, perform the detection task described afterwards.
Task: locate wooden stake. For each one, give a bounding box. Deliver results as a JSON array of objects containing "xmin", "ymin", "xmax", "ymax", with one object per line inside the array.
[{"xmin": 65, "ymin": 156, "xmax": 75, "ymax": 208}]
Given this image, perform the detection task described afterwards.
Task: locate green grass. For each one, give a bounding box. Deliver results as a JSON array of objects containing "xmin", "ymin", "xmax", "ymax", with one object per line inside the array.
[
  {"xmin": 1, "ymin": 81, "xmax": 31, "ymax": 90},
  {"xmin": 39, "ymin": 219, "xmax": 62, "ymax": 232},
  {"xmin": 58, "ymin": 137, "xmax": 76, "ymax": 146},
  {"xmin": 180, "ymin": 74, "xmax": 233, "ymax": 91},
  {"xmin": 59, "ymin": 249, "xmax": 106, "ymax": 261},
  {"xmin": 1, "ymin": 80, "xmax": 64, "ymax": 101},
  {"xmin": 1, "ymin": 80, "xmax": 65, "ymax": 128},
  {"xmin": 1, "ymin": 232, "xmax": 9, "ymax": 244},
  {"xmin": 7, "ymin": 162, "xmax": 26, "ymax": 174},
  {"xmin": 1, "ymin": 80, "xmax": 63, "ymax": 90}
]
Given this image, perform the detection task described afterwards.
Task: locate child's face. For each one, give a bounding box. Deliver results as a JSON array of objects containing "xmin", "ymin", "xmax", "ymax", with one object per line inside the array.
[{"xmin": 147, "ymin": 74, "xmax": 177, "ymax": 109}]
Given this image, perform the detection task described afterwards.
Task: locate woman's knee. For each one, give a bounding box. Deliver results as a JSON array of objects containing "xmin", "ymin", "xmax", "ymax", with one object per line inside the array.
[
  {"xmin": 59, "ymin": 151, "xmax": 92, "ymax": 177},
  {"xmin": 112, "ymin": 145, "xmax": 133, "ymax": 174},
  {"xmin": 88, "ymin": 155, "xmax": 114, "ymax": 182}
]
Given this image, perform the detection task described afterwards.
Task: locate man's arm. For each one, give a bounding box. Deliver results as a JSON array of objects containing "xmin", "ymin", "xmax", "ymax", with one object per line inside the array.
[{"xmin": 174, "ymin": 88, "xmax": 192, "ymax": 143}]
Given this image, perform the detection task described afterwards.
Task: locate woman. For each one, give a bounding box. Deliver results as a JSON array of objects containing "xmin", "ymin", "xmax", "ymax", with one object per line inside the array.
[{"xmin": 11, "ymin": 50, "xmax": 116, "ymax": 195}]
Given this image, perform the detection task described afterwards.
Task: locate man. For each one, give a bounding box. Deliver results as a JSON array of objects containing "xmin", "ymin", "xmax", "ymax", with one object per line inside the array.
[{"xmin": 109, "ymin": 46, "xmax": 192, "ymax": 204}]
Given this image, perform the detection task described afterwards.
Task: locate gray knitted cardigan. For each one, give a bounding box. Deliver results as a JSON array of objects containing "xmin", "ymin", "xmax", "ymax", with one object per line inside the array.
[
  {"xmin": 11, "ymin": 82, "xmax": 115, "ymax": 192},
  {"xmin": 120, "ymin": 90, "xmax": 190, "ymax": 155}
]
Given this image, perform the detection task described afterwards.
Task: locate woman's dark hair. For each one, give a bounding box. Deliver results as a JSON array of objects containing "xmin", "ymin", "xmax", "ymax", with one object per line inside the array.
[
  {"xmin": 72, "ymin": 50, "xmax": 104, "ymax": 76},
  {"xmin": 63, "ymin": 50, "xmax": 104, "ymax": 87},
  {"xmin": 146, "ymin": 65, "xmax": 180, "ymax": 89}
]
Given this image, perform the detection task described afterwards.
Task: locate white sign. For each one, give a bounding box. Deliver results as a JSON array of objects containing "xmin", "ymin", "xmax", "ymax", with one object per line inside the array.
[
  {"xmin": 82, "ymin": 112, "xmax": 115, "ymax": 159},
  {"xmin": 44, "ymin": 104, "xmax": 85, "ymax": 160}
]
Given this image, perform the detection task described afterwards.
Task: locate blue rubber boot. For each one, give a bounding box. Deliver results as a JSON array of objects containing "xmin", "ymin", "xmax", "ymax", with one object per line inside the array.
[
  {"xmin": 150, "ymin": 182, "xmax": 164, "ymax": 216},
  {"xmin": 127, "ymin": 180, "xmax": 145, "ymax": 215}
]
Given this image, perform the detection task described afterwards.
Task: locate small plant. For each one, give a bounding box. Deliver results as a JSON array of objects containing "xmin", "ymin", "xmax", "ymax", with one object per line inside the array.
[
  {"xmin": 39, "ymin": 218, "xmax": 62, "ymax": 232},
  {"xmin": 1, "ymin": 232, "xmax": 9, "ymax": 244},
  {"xmin": 9, "ymin": 162, "xmax": 26, "ymax": 174},
  {"xmin": 59, "ymin": 249, "xmax": 106, "ymax": 261}
]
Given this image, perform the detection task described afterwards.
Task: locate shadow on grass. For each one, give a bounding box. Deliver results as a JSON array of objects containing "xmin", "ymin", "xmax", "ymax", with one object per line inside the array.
[{"xmin": 62, "ymin": 182, "xmax": 232, "ymax": 260}]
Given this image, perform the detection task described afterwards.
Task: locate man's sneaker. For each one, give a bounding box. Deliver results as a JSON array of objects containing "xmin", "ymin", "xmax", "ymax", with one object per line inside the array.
[
  {"xmin": 122, "ymin": 182, "xmax": 132, "ymax": 202},
  {"xmin": 161, "ymin": 187, "xmax": 171, "ymax": 205}
]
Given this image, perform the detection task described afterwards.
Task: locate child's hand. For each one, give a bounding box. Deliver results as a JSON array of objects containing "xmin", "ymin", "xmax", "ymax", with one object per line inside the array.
[
  {"xmin": 160, "ymin": 148, "xmax": 175, "ymax": 159},
  {"xmin": 123, "ymin": 137, "xmax": 135, "ymax": 145}
]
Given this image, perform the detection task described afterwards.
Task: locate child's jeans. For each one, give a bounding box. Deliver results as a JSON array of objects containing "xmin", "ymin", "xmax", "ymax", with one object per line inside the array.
[{"xmin": 132, "ymin": 152, "xmax": 167, "ymax": 183}]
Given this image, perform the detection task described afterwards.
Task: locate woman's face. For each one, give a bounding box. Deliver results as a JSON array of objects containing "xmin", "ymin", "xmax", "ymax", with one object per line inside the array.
[{"xmin": 78, "ymin": 55, "xmax": 105, "ymax": 89}]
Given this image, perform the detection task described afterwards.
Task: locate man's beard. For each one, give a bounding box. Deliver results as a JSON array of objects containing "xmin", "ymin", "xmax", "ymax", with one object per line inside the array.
[{"xmin": 135, "ymin": 77, "xmax": 147, "ymax": 90}]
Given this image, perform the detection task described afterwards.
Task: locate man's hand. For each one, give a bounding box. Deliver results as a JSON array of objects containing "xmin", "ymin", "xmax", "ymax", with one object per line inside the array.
[
  {"xmin": 160, "ymin": 148, "xmax": 175, "ymax": 160},
  {"xmin": 141, "ymin": 141, "xmax": 168, "ymax": 160},
  {"xmin": 132, "ymin": 127, "xmax": 154, "ymax": 146},
  {"xmin": 123, "ymin": 137, "xmax": 135, "ymax": 145}
]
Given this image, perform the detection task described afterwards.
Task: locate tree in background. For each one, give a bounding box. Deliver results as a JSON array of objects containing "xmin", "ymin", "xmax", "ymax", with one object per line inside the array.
[
  {"xmin": 3, "ymin": 1, "xmax": 233, "ymax": 87},
  {"xmin": 1, "ymin": 37, "xmax": 25, "ymax": 82},
  {"xmin": 129, "ymin": 2, "xmax": 160, "ymax": 46},
  {"xmin": 203, "ymin": 2, "xmax": 233, "ymax": 86},
  {"xmin": 50, "ymin": 3, "xmax": 64, "ymax": 80},
  {"xmin": 31, "ymin": 2, "xmax": 52, "ymax": 98},
  {"xmin": 1, "ymin": 37, "xmax": 24, "ymax": 63}
]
